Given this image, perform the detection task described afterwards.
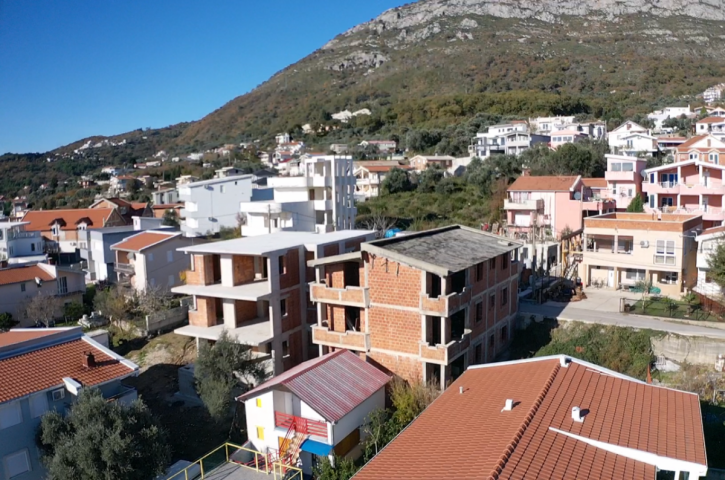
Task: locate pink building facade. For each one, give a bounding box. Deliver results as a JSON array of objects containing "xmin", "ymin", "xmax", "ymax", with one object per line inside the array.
[
  {"xmin": 603, "ymin": 154, "xmax": 647, "ymax": 210},
  {"xmin": 643, "ymin": 134, "xmax": 725, "ymax": 228}
]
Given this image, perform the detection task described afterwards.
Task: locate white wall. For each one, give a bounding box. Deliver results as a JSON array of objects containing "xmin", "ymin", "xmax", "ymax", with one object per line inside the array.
[
  {"xmin": 180, "ymin": 176, "xmax": 253, "ymax": 237},
  {"xmin": 331, "ymin": 387, "xmax": 385, "ymax": 448},
  {"xmin": 244, "ymin": 391, "xmax": 278, "ymax": 454}
]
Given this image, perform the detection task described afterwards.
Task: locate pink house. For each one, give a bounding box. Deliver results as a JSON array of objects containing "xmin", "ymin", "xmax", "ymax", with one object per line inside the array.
[
  {"xmin": 643, "ymin": 134, "xmax": 725, "ymax": 228},
  {"xmin": 549, "ymin": 129, "xmax": 588, "ymax": 149},
  {"xmin": 504, "ymin": 175, "xmax": 615, "ymax": 240},
  {"xmin": 603, "ymin": 154, "xmax": 647, "ymax": 210}
]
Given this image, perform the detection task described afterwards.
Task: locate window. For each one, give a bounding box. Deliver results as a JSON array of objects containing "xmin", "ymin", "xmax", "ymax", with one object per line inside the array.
[
  {"xmin": 0, "ymin": 401, "xmax": 22, "ymax": 430},
  {"xmin": 168, "ymin": 275, "xmax": 175, "ymax": 287},
  {"xmin": 280, "ymin": 299, "xmax": 287, "ymax": 317},
  {"xmin": 167, "ymin": 250, "xmax": 173, "ymax": 263},
  {"xmin": 689, "ymin": 152, "xmax": 698, "ymax": 160},
  {"xmin": 190, "ymin": 255, "xmax": 195, "ymax": 271},
  {"xmin": 475, "ymin": 262, "xmax": 484, "ymax": 282},
  {"xmin": 256, "ymin": 398, "xmax": 262, "ymax": 408},
  {"xmin": 256, "ymin": 426, "xmax": 265, "ymax": 440},
  {"xmin": 57, "ymin": 277, "xmax": 68, "ymax": 295},
  {"xmin": 622, "ymin": 163, "xmax": 634, "ymax": 172},
  {"xmin": 489, "ymin": 334, "xmax": 495, "ymax": 348},
  {"xmin": 501, "ymin": 325, "xmax": 508, "ymax": 342},
  {"xmin": 29, "ymin": 392, "xmax": 48, "ymax": 418},
  {"xmin": 3, "ymin": 450, "xmax": 30, "ymax": 478},
  {"xmin": 148, "ymin": 253, "xmax": 154, "ymax": 262},
  {"xmin": 502, "ymin": 254, "xmax": 508, "ymax": 269},
  {"xmin": 220, "ymin": 185, "xmax": 226, "ymax": 193},
  {"xmin": 20, "ymin": 283, "xmax": 25, "ymax": 292},
  {"xmin": 611, "ymin": 162, "xmax": 622, "ymax": 172},
  {"xmin": 475, "ymin": 344, "xmax": 482, "ymax": 364},
  {"xmin": 30, "ymin": 243, "xmax": 35, "ymax": 252},
  {"xmin": 655, "ymin": 240, "xmax": 676, "ymax": 265},
  {"xmin": 710, "ymin": 153, "xmax": 720, "ymax": 164},
  {"xmin": 489, "ymin": 258, "xmax": 496, "ymax": 270},
  {"xmin": 278, "ymin": 255, "xmax": 286, "ymax": 275},
  {"xmin": 282, "ymin": 340, "xmax": 290, "ymax": 358},
  {"xmin": 489, "ymin": 293, "xmax": 495, "ymax": 309},
  {"xmin": 475, "ymin": 302, "xmax": 483, "ymax": 323},
  {"xmin": 501, "ymin": 287, "xmax": 508, "ymax": 306},
  {"xmin": 51, "ymin": 224, "xmax": 60, "ymax": 236}
]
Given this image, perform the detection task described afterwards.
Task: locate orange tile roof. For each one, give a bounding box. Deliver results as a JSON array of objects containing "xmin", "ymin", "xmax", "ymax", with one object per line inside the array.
[
  {"xmin": 676, "ymin": 135, "xmax": 708, "ymax": 151},
  {"xmin": 92, "ymin": 197, "xmax": 131, "ymax": 209},
  {"xmin": 152, "ymin": 203, "xmax": 183, "ymax": 209},
  {"xmin": 701, "ymin": 225, "xmax": 725, "ymax": 236},
  {"xmin": 0, "ymin": 330, "xmax": 58, "ymax": 348},
  {"xmin": 111, "ymin": 232, "xmax": 177, "ymax": 252},
  {"xmin": 508, "ymin": 175, "xmax": 579, "ymax": 192},
  {"xmin": 582, "ymin": 178, "xmax": 608, "ymax": 188},
  {"xmin": 697, "ymin": 116, "xmax": 725, "ymax": 124},
  {"xmin": 130, "ymin": 202, "xmax": 149, "ymax": 210},
  {"xmin": 22, "ymin": 208, "xmax": 116, "ymax": 231},
  {"xmin": 354, "ymin": 357, "xmax": 706, "ymax": 480},
  {"xmin": 0, "ymin": 337, "xmax": 135, "ymax": 403},
  {"xmin": 0, "ymin": 265, "xmax": 55, "ymax": 286}
]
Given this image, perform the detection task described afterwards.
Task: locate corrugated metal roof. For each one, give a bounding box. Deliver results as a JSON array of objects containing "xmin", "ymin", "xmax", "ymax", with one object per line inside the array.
[{"xmin": 237, "ymin": 350, "xmax": 390, "ymax": 422}]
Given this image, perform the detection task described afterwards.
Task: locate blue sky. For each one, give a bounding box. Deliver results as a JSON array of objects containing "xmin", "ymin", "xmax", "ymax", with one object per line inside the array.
[{"xmin": 0, "ymin": 0, "xmax": 402, "ymax": 154}]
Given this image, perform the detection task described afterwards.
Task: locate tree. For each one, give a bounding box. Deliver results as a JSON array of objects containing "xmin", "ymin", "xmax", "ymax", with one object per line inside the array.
[
  {"xmin": 63, "ymin": 302, "xmax": 85, "ymax": 322},
  {"xmin": 707, "ymin": 238, "xmax": 725, "ymax": 289},
  {"xmin": 381, "ymin": 167, "xmax": 412, "ymax": 195},
  {"xmin": 37, "ymin": 388, "xmax": 170, "ymax": 480},
  {"xmin": 94, "ymin": 285, "xmax": 130, "ymax": 322},
  {"xmin": 0, "ymin": 312, "xmax": 18, "ymax": 332},
  {"xmin": 311, "ymin": 456, "xmax": 358, "ymax": 480},
  {"xmin": 24, "ymin": 293, "xmax": 64, "ymax": 327},
  {"xmin": 161, "ymin": 208, "xmax": 179, "ymax": 227},
  {"xmin": 195, "ymin": 330, "xmax": 268, "ymax": 421},
  {"xmin": 417, "ymin": 165, "xmax": 445, "ymax": 193},
  {"xmin": 359, "ymin": 210, "xmax": 396, "ymax": 238},
  {"xmin": 136, "ymin": 284, "xmax": 174, "ymax": 317},
  {"xmin": 626, "ymin": 194, "xmax": 645, "ymax": 212}
]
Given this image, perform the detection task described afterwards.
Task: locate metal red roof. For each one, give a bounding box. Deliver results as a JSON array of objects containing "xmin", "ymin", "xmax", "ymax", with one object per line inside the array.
[{"xmin": 237, "ymin": 350, "xmax": 390, "ymax": 422}]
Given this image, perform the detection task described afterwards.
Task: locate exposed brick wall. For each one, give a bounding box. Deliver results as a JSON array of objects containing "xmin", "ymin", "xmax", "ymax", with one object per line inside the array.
[
  {"xmin": 367, "ymin": 351, "xmax": 422, "ymax": 383},
  {"xmin": 368, "ymin": 306, "xmax": 421, "ymax": 355},
  {"xmin": 345, "ymin": 239, "xmax": 362, "ymax": 252},
  {"xmin": 235, "ymin": 300, "xmax": 258, "ymax": 325},
  {"xmin": 189, "ymin": 297, "xmax": 216, "ymax": 327},
  {"xmin": 325, "ymin": 263, "xmax": 345, "ymax": 288},
  {"xmin": 282, "ymin": 330, "xmax": 303, "ymax": 372},
  {"xmin": 326, "ymin": 305, "xmax": 347, "ymax": 332},
  {"xmin": 186, "ymin": 255, "xmax": 214, "ymax": 285},
  {"xmin": 232, "ymin": 255, "xmax": 255, "ymax": 285},
  {"xmin": 367, "ymin": 256, "xmax": 421, "ymax": 308},
  {"xmin": 280, "ymin": 248, "xmax": 300, "ymax": 290},
  {"xmin": 323, "ymin": 244, "xmax": 339, "ymax": 257},
  {"xmin": 281, "ymin": 288, "xmax": 301, "ymax": 333}
]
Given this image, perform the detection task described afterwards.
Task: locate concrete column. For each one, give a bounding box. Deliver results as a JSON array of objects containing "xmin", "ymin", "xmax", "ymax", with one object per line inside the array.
[
  {"xmin": 439, "ymin": 365, "xmax": 446, "ymax": 391},
  {"xmin": 614, "ymin": 267, "xmax": 620, "ymax": 290},
  {"xmin": 421, "ymin": 315, "xmax": 428, "ymax": 343},
  {"xmin": 613, "ymin": 234, "xmax": 618, "ymax": 254},
  {"xmin": 222, "ymin": 298, "xmax": 237, "ymax": 330},
  {"xmin": 441, "ymin": 317, "xmax": 450, "ymax": 344}
]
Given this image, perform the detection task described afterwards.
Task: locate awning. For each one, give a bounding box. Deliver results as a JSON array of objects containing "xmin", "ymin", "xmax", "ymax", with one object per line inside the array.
[{"xmin": 300, "ymin": 439, "xmax": 333, "ymax": 456}]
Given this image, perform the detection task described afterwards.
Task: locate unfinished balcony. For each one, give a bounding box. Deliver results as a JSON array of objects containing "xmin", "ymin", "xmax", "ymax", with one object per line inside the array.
[
  {"xmin": 419, "ymin": 311, "xmax": 470, "ymax": 365},
  {"xmin": 310, "ymin": 258, "xmax": 368, "ymax": 308},
  {"xmin": 312, "ymin": 306, "xmax": 369, "ymax": 352},
  {"xmin": 420, "ymin": 270, "xmax": 473, "ymax": 317}
]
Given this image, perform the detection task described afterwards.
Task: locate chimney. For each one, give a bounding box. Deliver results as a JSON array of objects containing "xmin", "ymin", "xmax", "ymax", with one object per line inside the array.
[
  {"xmin": 501, "ymin": 399, "xmax": 514, "ymax": 412},
  {"xmin": 82, "ymin": 351, "xmax": 96, "ymax": 369},
  {"xmin": 560, "ymin": 356, "xmax": 570, "ymax": 367},
  {"xmin": 522, "ymin": 168, "xmax": 531, "ymax": 177},
  {"xmin": 571, "ymin": 406, "xmax": 584, "ymax": 423}
]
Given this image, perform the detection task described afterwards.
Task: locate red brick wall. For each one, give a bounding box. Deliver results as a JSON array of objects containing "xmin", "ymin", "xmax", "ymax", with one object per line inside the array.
[
  {"xmin": 186, "ymin": 255, "xmax": 214, "ymax": 285},
  {"xmin": 280, "ymin": 249, "xmax": 300, "ymax": 290},
  {"xmin": 367, "ymin": 350, "xmax": 422, "ymax": 383},
  {"xmin": 189, "ymin": 297, "xmax": 216, "ymax": 327},
  {"xmin": 283, "ymin": 330, "xmax": 303, "ymax": 372},
  {"xmin": 327, "ymin": 305, "xmax": 347, "ymax": 332},
  {"xmin": 368, "ymin": 307, "xmax": 421, "ymax": 355},
  {"xmin": 345, "ymin": 239, "xmax": 362, "ymax": 252},
  {"xmin": 281, "ymin": 288, "xmax": 301, "ymax": 333},
  {"xmin": 367, "ymin": 256, "xmax": 421, "ymax": 308},
  {"xmin": 233, "ymin": 255, "xmax": 255, "ymax": 285},
  {"xmin": 235, "ymin": 300, "xmax": 258, "ymax": 325},
  {"xmin": 323, "ymin": 244, "xmax": 339, "ymax": 258},
  {"xmin": 325, "ymin": 263, "xmax": 345, "ymax": 288}
]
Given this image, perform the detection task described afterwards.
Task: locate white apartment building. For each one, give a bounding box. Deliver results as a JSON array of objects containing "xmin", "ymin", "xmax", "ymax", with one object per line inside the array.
[
  {"xmin": 529, "ymin": 116, "xmax": 576, "ymax": 134},
  {"xmin": 648, "ymin": 106, "xmax": 692, "ymax": 131},
  {"xmin": 0, "ymin": 221, "xmax": 45, "ymax": 265},
  {"xmin": 607, "ymin": 121, "xmax": 650, "ymax": 154},
  {"xmin": 469, "ymin": 122, "xmax": 550, "ymax": 159},
  {"xmin": 704, "ymin": 84, "xmax": 725, "ymax": 104},
  {"xmin": 695, "ymin": 225, "xmax": 725, "ymax": 298},
  {"xmin": 178, "ymin": 175, "xmax": 254, "ymax": 237},
  {"xmin": 151, "ymin": 188, "xmax": 179, "ymax": 206},
  {"xmin": 239, "ymin": 156, "xmax": 356, "ymax": 237}
]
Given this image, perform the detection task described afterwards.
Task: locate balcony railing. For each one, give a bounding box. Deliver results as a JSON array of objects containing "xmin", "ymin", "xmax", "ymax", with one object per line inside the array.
[
  {"xmin": 311, "ymin": 325, "xmax": 369, "ymax": 351},
  {"xmin": 309, "ymin": 283, "xmax": 369, "ymax": 307},
  {"xmin": 115, "ymin": 262, "xmax": 135, "ymax": 274},
  {"xmin": 274, "ymin": 412, "xmax": 328, "ymax": 439}
]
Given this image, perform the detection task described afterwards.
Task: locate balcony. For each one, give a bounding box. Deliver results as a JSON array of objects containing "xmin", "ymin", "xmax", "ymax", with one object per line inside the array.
[
  {"xmin": 642, "ymin": 180, "xmax": 681, "ymax": 195},
  {"xmin": 176, "ymin": 318, "xmax": 274, "ymax": 347},
  {"xmin": 420, "ymin": 288, "xmax": 473, "ymax": 317},
  {"xmin": 172, "ymin": 279, "xmax": 272, "ymax": 302},
  {"xmin": 313, "ymin": 199, "xmax": 333, "ymax": 211},
  {"xmin": 503, "ymin": 198, "xmax": 544, "ymax": 211},
  {"xmin": 309, "ymin": 283, "xmax": 369, "ymax": 307},
  {"xmin": 605, "ymin": 170, "xmax": 637, "ymax": 182},
  {"xmin": 419, "ymin": 332, "xmax": 471, "ymax": 365},
  {"xmin": 115, "ymin": 262, "xmax": 135, "ymax": 274},
  {"xmin": 268, "ymin": 176, "xmax": 331, "ymax": 188},
  {"xmin": 679, "ymin": 182, "xmax": 725, "ymax": 195},
  {"xmin": 274, "ymin": 412, "xmax": 328, "ymax": 439},
  {"xmin": 703, "ymin": 206, "xmax": 725, "ymax": 222},
  {"xmin": 8, "ymin": 231, "xmax": 39, "ymax": 240},
  {"xmin": 105, "ymin": 385, "xmax": 137, "ymax": 407},
  {"xmin": 311, "ymin": 325, "xmax": 370, "ymax": 351}
]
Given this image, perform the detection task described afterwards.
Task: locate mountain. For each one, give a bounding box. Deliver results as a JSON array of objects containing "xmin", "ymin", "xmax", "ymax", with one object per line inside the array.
[{"xmin": 9, "ymin": 0, "xmax": 725, "ymax": 161}]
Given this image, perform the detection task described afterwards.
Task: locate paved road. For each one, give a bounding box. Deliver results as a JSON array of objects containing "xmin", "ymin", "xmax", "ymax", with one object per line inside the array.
[{"xmin": 520, "ymin": 302, "xmax": 725, "ymax": 339}]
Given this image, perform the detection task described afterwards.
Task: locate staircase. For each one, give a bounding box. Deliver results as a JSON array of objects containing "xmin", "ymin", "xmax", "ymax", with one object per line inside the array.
[{"xmin": 283, "ymin": 431, "xmax": 308, "ymax": 466}]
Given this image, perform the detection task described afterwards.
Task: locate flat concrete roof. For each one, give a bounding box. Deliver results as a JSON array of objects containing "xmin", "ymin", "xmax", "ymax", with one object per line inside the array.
[
  {"xmin": 178, "ymin": 230, "xmax": 374, "ymax": 256},
  {"xmin": 363, "ymin": 225, "xmax": 522, "ymax": 276},
  {"xmin": 175, "ymin": 319, "xmax": 273, "ymax": 346},
  {"xmin": 307, "ymin": 251, "xmax": 362, "ymax": 267},
  {"xmin": 171, "ymin": 280, "xmax": 272, "ymax": 301}
]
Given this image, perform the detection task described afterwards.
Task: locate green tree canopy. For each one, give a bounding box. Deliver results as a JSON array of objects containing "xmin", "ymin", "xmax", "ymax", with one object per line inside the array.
[
  {"xmin": 0, "ymin": 312, "xmax": 18, "ymax": 332},
  {"xmin": 626, "ymin": 194, "xmax": 645, "ymax": 212},
  {"xmin": 707, "ymin": 238, "xmax": 725, "ymax": 289},
  {"xmin": 161, "ymin": 208, "xmax": 180, "ymax": 227},
  {"xmin": 37, "ymin": 388, "xmax": 170, "ymax": 480},
  {"xmin": 195, "ymin": 330, "xmax": 268, "ymax": 421},
  {"xmin": 381, "ymin": 167, "xmax": 413, "ymax": 195}
]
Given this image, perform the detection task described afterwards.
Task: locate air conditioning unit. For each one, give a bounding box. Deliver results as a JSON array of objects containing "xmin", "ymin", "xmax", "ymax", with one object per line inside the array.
[
  {"xmin": 640, "ymin": 241, "xmax": 649, "ymax": 248},
  {"xmin": 52, "ymin": 389, "xmax": 65, "ymax": 401}
]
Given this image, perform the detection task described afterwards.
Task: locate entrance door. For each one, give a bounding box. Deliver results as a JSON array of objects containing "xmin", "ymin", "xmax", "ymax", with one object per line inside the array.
[
  {"xmin": 607, "ymin": 268, "xmax": 615, "ymax": 288},
  {"xmin": 279, "ymin": 436, "xmax": 291, "ymax": 458},
  {"xmin": 704, "ymin": 170, "xmax": 710, "ymax": 187}
]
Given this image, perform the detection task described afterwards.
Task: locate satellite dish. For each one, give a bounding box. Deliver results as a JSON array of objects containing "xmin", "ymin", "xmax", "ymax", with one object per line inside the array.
[
  {"xmin": 573, "ymin": 191, "xmax": 582, "ymax": 200},
  {"xmin": 128, "ymin": 252, "xmax": 135, "ymax": 260}
]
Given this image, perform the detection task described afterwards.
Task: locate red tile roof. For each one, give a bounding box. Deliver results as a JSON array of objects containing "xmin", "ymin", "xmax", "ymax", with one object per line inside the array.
[
  {"xmin": 111, "ymin": 232, "xmax": 177, "ymax": 252},
  {"xmin": 22, "ymin": 208, "xmax": 116, "ymax": 231},
  {"xmin": 237, "ymin": 350, "xmax": 390, "ymax": 422},
  {"xmin": 354, "ymin": 356, "xmax": 706, "ymax": 480},
  {"xmin": 131, "ymin": 202, "xmax": 149, "ymax": 210},
  {"xmin": 0, "ymin": 335, "xmax": 136, "ymax": 403},
  {"xmin": 698, "ymin": 116, "xmax": 725, "ymax": 124},
  {"xmin": 677, "ymin": 135, "xmax": 708, "ymax": 151},
  {"xmin": 701, "ymin": 225, "xmax": 725, "ymax": 236},
  {"xmin": 508, "ymin": 175, "xmax": 579, "ymax": 192},
  {"xmin": 0, "ymin": 265, "xmax": 55, "ymax": 286},
  {"xmin": 152, "ymin": 203, "xmax": 183, "ymax": 210},
  {"xmin": 582, "ymin": 178, "xmax": 608, "ymax": 188},
  {"xmin": 0, "ymin": 330, "xmax": 58, "ymax": 348}
]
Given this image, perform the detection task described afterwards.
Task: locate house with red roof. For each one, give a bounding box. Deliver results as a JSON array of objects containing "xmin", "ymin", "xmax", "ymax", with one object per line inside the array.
[
  {"xmin": 354, "ymin": 355, "xmax": 708, "ymax": 480},
  {"xmin": 353, "ymin": 161, "xmax": 411, "ymax": 200},
  {"xmin": 0, "ymin": 327, "xmax": 138, "ymax": 480},
  {"xmin": 236, "ymin": 349, "xmax": 390, "ymax": 476}
]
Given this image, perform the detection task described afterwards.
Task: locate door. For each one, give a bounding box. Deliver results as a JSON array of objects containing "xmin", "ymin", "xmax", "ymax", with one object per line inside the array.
[
  {"xmin": 607, "ymin": 268, "xmax": 615, "ymax": 288},
  {"xmin": 704, "ymin": 170, "xmax": 710, "ymax": 187},
  {"xmin": 702, "ymin": 195, "xmax": 709, "ymax": 213},
  {"xmin": 279, "ymin": 436, "xmax": 291, "ymax": 457}
]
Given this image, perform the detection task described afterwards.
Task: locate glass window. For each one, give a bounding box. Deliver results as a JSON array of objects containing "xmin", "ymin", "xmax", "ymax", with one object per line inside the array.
[
  {"xmin": 167, "ymin": 251, "xmax": 173, "ymax": 263},
  {"xmin": 611, "ymin": 163, "xmax": 622, "ymax": 171},
  {"xmin": 29, "ymin": 392, "xmax": 48, "ymax": 418},
  {"xmin": 281, "ymin": 299, "xmax": 287, "ymax": 317},
  {"xmin": 0, "ymin": 401, "xmax": 22, "ymax": 430},
  {"xmin": 622, "ymin": 163, "xmax": 634, "ymax": 171},
  {"xmin": 256, "ymin": 426, "xmax": 264, "ymax": 440},
  {"xmin": 475, "ymin": 302, "xmax": 483, "ymax": 323},
  {"xmin": 4, "ymin": 450, "xmax": 30, "ymax": 478},
  {"xmin": 57, "ymin": 277, "xmax": 68, "ymax": 295},
  {"xmin": 501, "ymin": 287, "xmax": 508, "ymax": 306}
]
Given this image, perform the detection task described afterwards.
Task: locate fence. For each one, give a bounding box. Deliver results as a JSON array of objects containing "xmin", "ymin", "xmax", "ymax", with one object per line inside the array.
[
  {"xmin": 145, "ymin": 304, "xmax": 189, "ymax": 335},
  {"xmin": 620, "ymin": 295, "xmax": 725, "ymax": 322},
  {"xmin": 166, "ymin": 442, "xmax": 302, "ymax": 480}
]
